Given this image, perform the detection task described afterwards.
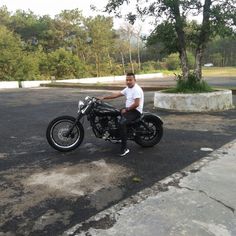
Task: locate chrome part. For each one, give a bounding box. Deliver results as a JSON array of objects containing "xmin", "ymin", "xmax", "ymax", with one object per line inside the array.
[
  {"xmin": 50, "ymin": 120, "xmax": 80, "ymax": 149},
  {"xmin": 78, "ymin": 100, "xmax": 85, "ymax": 113}
]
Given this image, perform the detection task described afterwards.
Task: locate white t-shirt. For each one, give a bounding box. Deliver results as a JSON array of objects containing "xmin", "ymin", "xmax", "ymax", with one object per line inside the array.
[{"xmin": 121, "ymin": 84, "xmax": 144, "ymax": 113}]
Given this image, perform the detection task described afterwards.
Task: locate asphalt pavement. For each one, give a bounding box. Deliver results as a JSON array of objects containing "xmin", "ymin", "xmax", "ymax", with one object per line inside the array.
[
  {"xmin": 0, "ymin": 87, "xmax": 235, "ymax": 236},
  {"xmin": 65, "ymin": 139, "xmax": 236, "ymax": 236}
]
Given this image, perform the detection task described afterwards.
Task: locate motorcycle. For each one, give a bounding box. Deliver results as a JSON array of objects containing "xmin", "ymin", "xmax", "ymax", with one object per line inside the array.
[{"xmin": 46, "ymin": 96, "xmax": 163, "ymax": 152}]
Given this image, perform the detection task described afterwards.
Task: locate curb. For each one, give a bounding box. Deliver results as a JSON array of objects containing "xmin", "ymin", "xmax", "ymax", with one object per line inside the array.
[
  {"xmin": 40, "ymin": 83, "xmax": 236, "ymax": 94},
  {"xmin": 40, "ymin": 83, "xmax": 171, "ymax": 92}
]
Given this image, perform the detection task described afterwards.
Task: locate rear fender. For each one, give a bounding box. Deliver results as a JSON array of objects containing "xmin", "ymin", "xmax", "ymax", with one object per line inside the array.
[{"xmin": 142, "ymin": 112, "xmax": 163, "ymax": 125}]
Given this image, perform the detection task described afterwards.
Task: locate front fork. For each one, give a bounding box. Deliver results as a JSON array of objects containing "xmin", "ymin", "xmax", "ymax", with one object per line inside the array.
[{"xmin": 65, "ymin": 113, "xmax": 83, "ymax": 138}]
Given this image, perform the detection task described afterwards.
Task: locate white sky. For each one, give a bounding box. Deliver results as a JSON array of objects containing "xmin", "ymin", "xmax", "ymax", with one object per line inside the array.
[
  {"xmin": 0, "ymin": 0, "xmax": 154, "ymax": 33},
  {"xmin": 0, "ymin": 0, "xmax": 105, "ymax": 17}
]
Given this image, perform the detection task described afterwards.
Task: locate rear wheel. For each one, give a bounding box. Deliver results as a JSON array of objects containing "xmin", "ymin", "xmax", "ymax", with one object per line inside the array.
[
  {"xmin": 135, "ymin": 115, "xmax": 163, "ymax": 147},
  {"xmin": 46, "ymin": 116, "xmax": 84, "ymax": 152}
]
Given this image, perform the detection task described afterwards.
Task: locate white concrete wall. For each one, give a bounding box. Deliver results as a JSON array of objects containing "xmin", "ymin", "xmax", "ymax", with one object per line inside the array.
[
  {"xmin": 57, "ymin": 73, "xmax": 163, "ymax": 84},
  {"xmin": 0, "ymin": 81, "xmax": 19, "ymax": 89},
  {"xmin": 21, "ymin": 80, "xmax": 51, "ymax": 88},
  {"xmin": 0, "ymin": 73, "xmax": 163, "ymax": 89},
  {"xmin": 154, "ymin": 90, "xmax": 233, "ymax": 112}
]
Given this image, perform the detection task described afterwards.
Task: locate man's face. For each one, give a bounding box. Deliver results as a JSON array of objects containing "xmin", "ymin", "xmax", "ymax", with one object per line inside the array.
[{"xmin": 126, "ymin": 75, "xmax": 136, "ymax": 88}]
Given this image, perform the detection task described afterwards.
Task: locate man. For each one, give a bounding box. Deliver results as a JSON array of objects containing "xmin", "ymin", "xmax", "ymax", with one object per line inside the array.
[{"xmin": 99, "ymin": 72, "xmax": 144, "ymax": 157}]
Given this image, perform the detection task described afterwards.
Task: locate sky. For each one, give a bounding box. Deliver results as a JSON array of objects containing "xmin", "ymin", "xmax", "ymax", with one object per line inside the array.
[
  {"xmin": 0, "ymin": 0, "xmax": 106, "ymax": 17},
  {"xmin": 0, "ymin": 0, "xmax": 154, "ymax": 33}
]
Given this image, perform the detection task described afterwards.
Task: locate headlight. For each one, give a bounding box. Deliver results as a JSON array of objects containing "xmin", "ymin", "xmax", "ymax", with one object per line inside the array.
[
  {"xmin": 85, "ymin": 96, "xmax": 91, "ymax": 102},
  {"xmin": 78, "ymin": 100, "xmax": 85, "ymax": 112}
]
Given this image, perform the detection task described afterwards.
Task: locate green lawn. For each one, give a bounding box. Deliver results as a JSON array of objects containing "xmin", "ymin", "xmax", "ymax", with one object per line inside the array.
[
  {"xmin": 157, "ymin": 67, "xmax": 236, "ymax": 77},
  {"xmin": 202, "ymin": 67, "xmax": 236, "ymax": 77}
]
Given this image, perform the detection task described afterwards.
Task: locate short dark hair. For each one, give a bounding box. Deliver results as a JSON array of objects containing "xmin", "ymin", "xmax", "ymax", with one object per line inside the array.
[{"xmin": 126, "ymin": 72, "xmax": 135, "ymax": 78}]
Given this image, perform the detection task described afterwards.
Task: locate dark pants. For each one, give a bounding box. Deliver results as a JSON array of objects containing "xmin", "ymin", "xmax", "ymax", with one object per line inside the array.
[{"xmin": 119, "ymin": 109, "xmax": 141, "ymax": 150}]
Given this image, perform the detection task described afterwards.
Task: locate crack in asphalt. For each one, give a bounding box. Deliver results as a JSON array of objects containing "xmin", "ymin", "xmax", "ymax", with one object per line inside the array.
[{"xmin": 63, "ymin": 173, "xmax": 186, "ymax": 235}]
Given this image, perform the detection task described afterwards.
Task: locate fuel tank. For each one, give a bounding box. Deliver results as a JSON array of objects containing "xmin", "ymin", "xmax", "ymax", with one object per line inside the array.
[{"xmin": 94, "ymin": 102, "xmax": 120, "ymax": 116}]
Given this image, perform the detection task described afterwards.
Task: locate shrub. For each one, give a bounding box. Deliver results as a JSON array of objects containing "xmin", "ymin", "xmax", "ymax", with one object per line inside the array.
[
  {"xmin": 166, "ymin": 72, "xmax": 214, "ymax": 93},
  {"xmin": 17, "ymin": 53, "xmax": 41, "ymax": 80},
  {"xmin": 47, "ymin": 48, "xmax": 86, "ymax": 79},
  {"xmin": 156, "ymin": 61, "xmax": 167, "ymax": 70},
  {"xmin": 164, "ymin": 53, "xmax": 180, "ymax": 70},
  {"xmin": 140, "ymin": 60, "xmax": 167, "ymax": 73},
  {"xmin": 142, "ymin": 61, "xmax": 157, "ymax": 71}
]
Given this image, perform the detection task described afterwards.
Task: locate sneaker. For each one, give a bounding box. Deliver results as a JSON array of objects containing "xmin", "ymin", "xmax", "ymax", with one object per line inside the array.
[{"xmin": 120, "ymin": 148, "xmax": 130, "ymax": 157}]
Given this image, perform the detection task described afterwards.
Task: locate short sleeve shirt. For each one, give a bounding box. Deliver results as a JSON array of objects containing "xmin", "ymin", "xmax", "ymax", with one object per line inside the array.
[{"xmin": 121, "ymin": 84, "xmax": 144, "ymax": 113}]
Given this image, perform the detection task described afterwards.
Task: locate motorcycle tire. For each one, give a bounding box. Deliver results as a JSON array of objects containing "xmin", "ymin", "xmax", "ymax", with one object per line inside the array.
[
  {"xmin": 134, "ymin": 115, "xmax": 163, "ymax": 147},
  {"xmin": 46, "ymin": 116, "xmax": 84, "ymax": 152}
]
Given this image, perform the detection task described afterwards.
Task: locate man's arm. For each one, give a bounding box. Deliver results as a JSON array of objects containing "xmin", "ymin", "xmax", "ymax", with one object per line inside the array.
[
  {"xmin": 121, "ymin": 98, "xmax": 140, "ymax": 114},
  {"xmin": 99, "ymin": 92, "xmax": 124, "ymax": 100},
  {"xmin": 126, "ymin": 98, "xmax": 140, "ymax": 111}
]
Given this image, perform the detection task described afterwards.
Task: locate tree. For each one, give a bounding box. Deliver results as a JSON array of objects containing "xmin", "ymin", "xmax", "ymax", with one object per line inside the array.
[
  {"xmin": 119, "ymin": 23, "xmax": 136, "ymax": 73},
  {"xmin": 203, "ymin": 36, "xmax": 236, "ymax": 66},
  {"xmin": 133, "ymin": 25, "xmax": 143, "ymax": 71},
  {"xmin": 0, "ymin": 6, "xmax": 11, "ymax": 26},
  {"xmin": 105, "ymin": 0, "xmax": 236, "ymax": 80},
  {"xmin": 47, "ymin": 48, "xmax": 85, "ymax": 79},
  {"xmin": 147, "ymin": 21, "xmax": 180, "ymax": 56},
  {"xmin": 84, "ymin": 15, "xmax": 115, "ymax": 77},
  {"xmin": 54, "ymin": 9, "xmax": 84, "ymax": 50},
  {"xmin": 0, "ymin": 26, "xmax": 23, "ymax": 80},
  {"xmin": 8, "ymin": 10, "xmax": 40, "ymax": 44},
  {"xmin": 113, "ymin": 35, "xmax": 130, "ymax": 74}
]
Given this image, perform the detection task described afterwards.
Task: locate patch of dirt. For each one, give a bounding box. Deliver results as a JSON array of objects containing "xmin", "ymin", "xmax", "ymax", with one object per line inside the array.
[
  {"xmin": 0, "ymin": 159, "xmax": 132, "ymax": 230},
  {"xmin": 26, "ymin": 159, "xmax": 130, "ymax": 196}
]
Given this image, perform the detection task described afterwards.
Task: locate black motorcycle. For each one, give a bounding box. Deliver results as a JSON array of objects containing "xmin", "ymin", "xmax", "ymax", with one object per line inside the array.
[{"xmin": 46, "ymin": 96, "xmax": 163, "ymax": 152}]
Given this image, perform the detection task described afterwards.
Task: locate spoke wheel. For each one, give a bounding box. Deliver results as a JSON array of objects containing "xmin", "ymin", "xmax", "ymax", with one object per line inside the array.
[{"xmin": 46, "ymin": 116, "xmax": 84, "ymax": 152}]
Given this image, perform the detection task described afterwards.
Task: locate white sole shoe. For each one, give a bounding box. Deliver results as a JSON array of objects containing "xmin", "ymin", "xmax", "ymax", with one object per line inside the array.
[{"xmin": 120, "ymin": 148, "xmax": 130, "ymax": 157}]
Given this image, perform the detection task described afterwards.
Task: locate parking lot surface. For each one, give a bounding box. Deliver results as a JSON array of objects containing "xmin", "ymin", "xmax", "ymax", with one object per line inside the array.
[{"xmin": 0, "ymin": 88, "xmax": 235, "ymax": 236}]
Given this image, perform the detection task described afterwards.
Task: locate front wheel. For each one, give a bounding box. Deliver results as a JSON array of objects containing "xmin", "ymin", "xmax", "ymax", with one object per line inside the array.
[
  {"xmin": 46, "ymin": 116, "xmax": 84, "ymax": 152},
  {"xmin": 135, "ymin": 115, "xmax": 163, "ymax": 147}
]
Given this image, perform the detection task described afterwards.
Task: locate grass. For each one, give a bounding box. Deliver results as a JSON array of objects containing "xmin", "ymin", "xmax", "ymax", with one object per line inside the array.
[
  {"xmin": 202, "ymin": 67, "xmax": 236, "ymax": 77},
  {"xmin": 143, "ymin": 67, "xmax": 236, "ymax": 77},
  {"xmin": 164, "ymin": 73, "xmax": 214, "ymax": 93},
  {"xmin": 165, "ymin": 86, "xmax": 214, "ymax": 94}
]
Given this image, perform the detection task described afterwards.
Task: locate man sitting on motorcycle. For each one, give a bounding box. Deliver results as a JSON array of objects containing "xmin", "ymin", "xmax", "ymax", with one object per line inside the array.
[{"xmin": 99, "ymin": 72, "xmax": 144, "ymax": 157}]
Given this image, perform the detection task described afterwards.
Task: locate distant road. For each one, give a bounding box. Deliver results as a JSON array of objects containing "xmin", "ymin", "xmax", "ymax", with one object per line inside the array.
[
  {"xmin": 110, "ymin": 76, "xmax": 236, "ymax": 88},
  {"xmin": 44, "ymin": 76, "xmax": 236, "ymax": 92},
  {"xmin": 204, "ymin": 76, "xmax": 236, "ymax": 87}
]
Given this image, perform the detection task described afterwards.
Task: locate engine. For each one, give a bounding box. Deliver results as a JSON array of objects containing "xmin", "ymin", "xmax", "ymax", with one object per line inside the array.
[{"xmin": 92, "ymin": 115, "xmax": 119, "ymax": 139}]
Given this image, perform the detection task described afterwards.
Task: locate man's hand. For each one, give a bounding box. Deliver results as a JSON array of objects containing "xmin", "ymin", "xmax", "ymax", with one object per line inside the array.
[
  {"xmin": 121, "ymin": 108, "xmax": 127, "ymax": 114},
  {"xmin": 97, "ymin": 92, "xmax": 123, "ymax": 101}
]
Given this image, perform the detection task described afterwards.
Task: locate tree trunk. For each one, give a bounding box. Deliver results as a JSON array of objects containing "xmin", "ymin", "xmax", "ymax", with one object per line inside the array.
[
  {"xmin": 171, "ymin": 2, "xmax": 189, "ymax": 79},
  {"xmin": 195, "ymin": 48, "xmax": 203, "ymax": 80},
  {"xmin": 194, "ymin": 0, "xmax": 212, "ymax": 80},
  {"xmin": 95, "ymin": 53, "xmax": 99, "ymax": 77},
  {"xmin": 137, "ymin": 36, "xmax": 141, "ymax": 71},
  {"xmin": 129, "ymin": 44, "xmax": 134, "ymax": 73},
  {"xmin": 179, "ymin": 49, "xmax": 189, "ymax": 80},
  {"xmin": 98, "ymin": 56, "xmax": 101, "ymax": 77},
  {"xmin": 120, "ymin": 52, "xmax": 126, "ymax": 75},
  {"xmin": 107, "ymin": 51, "xmax": 113, "ymax": 71}
]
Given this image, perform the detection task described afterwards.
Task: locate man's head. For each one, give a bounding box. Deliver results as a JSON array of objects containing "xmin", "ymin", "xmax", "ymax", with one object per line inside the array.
[{"xmin": 126, "ymin": 72, "xmax": 136, "ymax": 88}]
